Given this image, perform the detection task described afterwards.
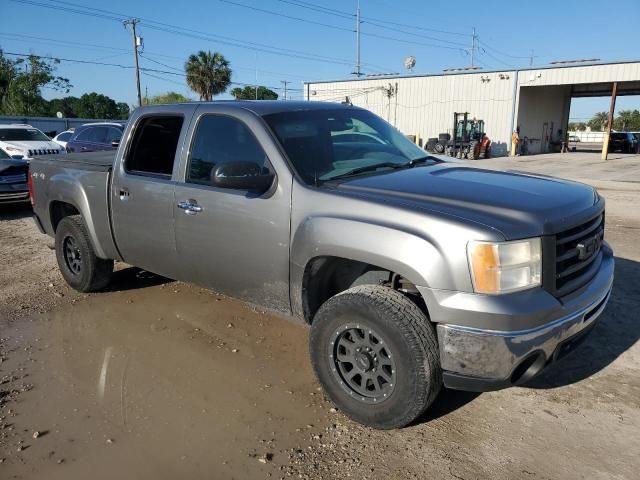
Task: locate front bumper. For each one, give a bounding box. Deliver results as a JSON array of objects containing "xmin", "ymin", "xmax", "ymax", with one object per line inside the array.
[{"xmin": 418, "ymin": 243, "xmax": 614, "ymax": 391}]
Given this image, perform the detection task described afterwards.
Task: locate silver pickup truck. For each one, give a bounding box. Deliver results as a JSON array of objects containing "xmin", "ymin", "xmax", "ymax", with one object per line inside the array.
[{"xmin": 29, "ymin": 101, "xmax": 614, "ymax": 429}]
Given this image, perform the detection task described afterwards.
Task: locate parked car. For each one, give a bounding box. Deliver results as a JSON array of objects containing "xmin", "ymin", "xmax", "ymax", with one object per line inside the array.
[
  {"xmin": 30, "ymin": 101, "xmax": 614, "ymax": 429},
  {"xmin": 0, "ymin": 124, "xmax": 66, "ymax": 159},
  {"xmin": 568, "ymin": 135, "xmax": 580, "ymax": 142},
  {"xmin": 608, "ymin": 132, "xmax": 638, "ymax": 153},
  {"xmin": 0, "ymin": 148, "xmax": 29, "ymax": 203},
  {"xmin": 52, "ymin": 129, "xmax": 74, "ymax": 149},
  {"xmin": 66, "ymin": 122, "xmax": 125, "ymax": 153}
]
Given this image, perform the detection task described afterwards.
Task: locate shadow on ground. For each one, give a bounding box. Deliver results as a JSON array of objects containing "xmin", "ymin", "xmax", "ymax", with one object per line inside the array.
[
  {"xmin": 527, "ymin": 256, "xmax": 639, "ymax": 388},
  {"xmin": 106, "ymin": 266, "xmax": 173, "ymax": 292},
  {"xmin": 0, "ymin": 203, "xmax": 32, "ymax": 220}
]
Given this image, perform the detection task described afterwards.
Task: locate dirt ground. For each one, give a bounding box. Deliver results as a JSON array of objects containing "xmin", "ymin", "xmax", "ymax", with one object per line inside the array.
[{"xmin": 1, "ymin": 152, "xmax": 639, "ymax": 479}]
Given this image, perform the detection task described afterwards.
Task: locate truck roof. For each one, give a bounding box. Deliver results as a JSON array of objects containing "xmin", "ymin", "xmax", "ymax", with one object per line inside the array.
[{"xmin": 137, "ymin": 100, "xmax": 361, "ymax": 116}]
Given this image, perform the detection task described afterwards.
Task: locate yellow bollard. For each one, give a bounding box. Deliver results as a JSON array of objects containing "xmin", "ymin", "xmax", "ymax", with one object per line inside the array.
[{"xmin": 601, "ymin": 133, "xmax": 609, "ymax": 160}]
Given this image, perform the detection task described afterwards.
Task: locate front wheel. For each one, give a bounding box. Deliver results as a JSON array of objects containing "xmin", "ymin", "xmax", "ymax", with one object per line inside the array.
[
  {"xmin": 310, "ymin": 285, "xmax": 442, "ymax": 429},
  {"xmin": 55, "ymin": 215, "xmax": 113, "ymax": 292}
]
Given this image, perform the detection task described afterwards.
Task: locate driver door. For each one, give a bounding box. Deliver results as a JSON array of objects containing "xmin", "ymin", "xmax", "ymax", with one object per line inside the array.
[{"xmin": 173, "ymin": 109, "xmax": 291, "ymax": 313}]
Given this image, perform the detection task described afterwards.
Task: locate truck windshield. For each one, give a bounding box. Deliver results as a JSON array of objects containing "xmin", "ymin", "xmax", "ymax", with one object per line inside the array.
[
  {"xmin": 263, "ymin": 108, "xmax": 428, "ymax": 185},
  {"xmin": 0, "ymin": 128, "xmax": 50, "ymax": 142}
]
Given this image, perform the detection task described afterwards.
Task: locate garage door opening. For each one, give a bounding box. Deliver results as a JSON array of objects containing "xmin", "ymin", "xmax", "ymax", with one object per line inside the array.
[{"xmin": 568, "ymin": 95, "xmax": 640, "ymax": 153}]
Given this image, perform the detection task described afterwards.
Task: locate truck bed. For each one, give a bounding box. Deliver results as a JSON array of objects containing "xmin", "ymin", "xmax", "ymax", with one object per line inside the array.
[{"xmin": 37, "ymin": 151, "xmax": 115, "ymax": 172}]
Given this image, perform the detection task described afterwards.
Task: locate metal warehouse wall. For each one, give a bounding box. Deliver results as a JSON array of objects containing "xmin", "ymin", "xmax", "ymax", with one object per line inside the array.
[{"xmin": 307, "ymin": 71, "xmax": 516, "ymax": 155}]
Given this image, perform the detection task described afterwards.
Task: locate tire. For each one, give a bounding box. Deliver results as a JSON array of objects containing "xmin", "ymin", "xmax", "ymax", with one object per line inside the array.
[
  {"xmin": 468, "ymin": 141, "xmax": 479, "ymax": 160},
  {"xmin": 434, "ymin": 142, "xmax": 445, "ymax": 153},
  {"xmin": 310, "ymin": 285, "xmax": 441, "ymax": 429},
  {"xmin": 55, "ymin": 215, "xmax": 113, "ymax": 292}
]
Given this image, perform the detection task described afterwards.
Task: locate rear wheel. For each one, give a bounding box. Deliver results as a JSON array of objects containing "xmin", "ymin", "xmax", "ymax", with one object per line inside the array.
[
  {"xmin": 310, "ymin": 285, "xmax": 441, "ymax": 429},
  {"xmin": 55, "ymin": 215, "xmax": 113, "ymax": 292}
]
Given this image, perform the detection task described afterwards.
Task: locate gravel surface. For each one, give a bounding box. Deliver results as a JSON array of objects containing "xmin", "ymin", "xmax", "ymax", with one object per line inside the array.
[{"xmin": 1, "ymin": 154, "xmax": 639, "ymax": 479}]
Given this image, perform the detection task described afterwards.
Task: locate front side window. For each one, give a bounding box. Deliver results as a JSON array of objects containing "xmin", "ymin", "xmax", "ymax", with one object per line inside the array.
[
  {"xmin": 0, "ymin": 128, "xmax": 50, "ymax": 142},
  {"xmin": 125, "ymin": 116, "xmax": 183, "ymax": 176},
  {"xmin": 263, "ymin": 108, "xmax": 428, "ymax": 184},
  {"xmin": 75, "ymin": 127, "xmax": 106, "ymax": 143},
  {"xmin": 187, "ymin": 115, "xmax": 269, "ymax": 185}
]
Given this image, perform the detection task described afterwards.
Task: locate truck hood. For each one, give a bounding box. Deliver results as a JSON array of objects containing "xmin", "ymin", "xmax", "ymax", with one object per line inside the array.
[{"xmin": 333, "ymin": 164, "xmax": 600, "ymax": 239}]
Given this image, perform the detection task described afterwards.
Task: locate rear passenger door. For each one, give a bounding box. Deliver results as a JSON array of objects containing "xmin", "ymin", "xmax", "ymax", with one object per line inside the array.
[
  {"xmin": 173, "ymin": 108, "xmax": 292, "ymax": 313},
  {"xmin": 110, "ymin": 112, "xmax": 190, "ymax": 279}
]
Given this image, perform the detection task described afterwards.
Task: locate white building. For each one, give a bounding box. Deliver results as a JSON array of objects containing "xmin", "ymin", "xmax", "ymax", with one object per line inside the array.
[{"xmin": 305, "ymin": 60, "xmax": 640, "ymax": 156}]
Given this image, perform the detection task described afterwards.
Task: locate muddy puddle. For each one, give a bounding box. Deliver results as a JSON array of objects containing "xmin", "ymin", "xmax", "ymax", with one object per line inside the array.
[{"xmin": 3, "ymin": 271, "xmax": 331, "ymax": 479}]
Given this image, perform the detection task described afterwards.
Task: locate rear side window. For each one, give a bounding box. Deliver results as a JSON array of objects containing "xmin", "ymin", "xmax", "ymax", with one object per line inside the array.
[
  {"xmin": 56, "ymin": 131, "xmax": 72, "ymax": 142},
  {"xmin": 125, "ymin": 116, "xmax": 183, "ymax": 176},
  {"xmin": 187, "ymin": 115, "xmax": 269, "ymax": 185}
]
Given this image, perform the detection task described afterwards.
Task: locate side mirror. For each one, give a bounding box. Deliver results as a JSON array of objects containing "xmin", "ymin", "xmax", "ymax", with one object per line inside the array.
[
  {"xmin": 212, "ymin": 161, "xmax": 275, "ymax": 193},
  {"xmin": 111, "ymin": 139, "xmax": 121, "ymax": 148}
]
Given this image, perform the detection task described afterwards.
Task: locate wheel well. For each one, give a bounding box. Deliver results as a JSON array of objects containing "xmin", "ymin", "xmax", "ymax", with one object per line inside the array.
[
  {"xmin": 50, "ymin": 201, "xmax": 80, "ymax": 232},
  {"xmin": 302, "ymin": 256, "xmax": 423, "ymax": 323}
]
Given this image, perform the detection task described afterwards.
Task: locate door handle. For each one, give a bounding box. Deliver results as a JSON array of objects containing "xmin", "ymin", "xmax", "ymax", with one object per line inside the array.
[
  {"xmin": 118, "ymin": 188, "xmax": 130, "ymax": 201},
  {"xmin": 177, "ymin": 200, "xmax": 203, "ymax": 215}
]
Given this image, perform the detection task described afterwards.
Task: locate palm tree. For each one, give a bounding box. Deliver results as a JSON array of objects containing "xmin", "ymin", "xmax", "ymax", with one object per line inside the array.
[
  {"xmin": 588, "ymin": 111, "xmax": 609, "ymax": 132},
  {"xmin": 184, "ymin": 51, "xmax": 231, "ymax": 101}
]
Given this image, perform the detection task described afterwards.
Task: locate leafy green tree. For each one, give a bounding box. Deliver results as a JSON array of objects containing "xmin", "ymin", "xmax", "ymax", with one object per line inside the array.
[
  {"xmin": 568, "ymin": 122, "xmax": 586, "ymax": 131},
  {"xmin": 0, "ymin": 50, "xmax": 71, "ymax": 116},
  {"xmin": 47, "ymin": 96, "xmax": 79, "ymax": 118},
  {"xmin": 231, "ymin": 85, "xmax": 278, "ymax": 100},
  {"xmin": 116, "ymin": 102, "xmax": 130, "ymax": 119},
  {"xmin": 588, "ymin": 112, "xmax": 609, "ymax": 131},
  {"xmin": 73, "ymin": 92, "xmax": 124, "ymax": 119},
  {"xmin": 185, "ymin": 51, "xmax": 231, "ymax": 101},
  {"xmin": 144, "ymin": 91, "xmax": 191, "ymax": 104},
  {"xmin": 614, "ymin": 110, "xmax": 640, "ymax": 131}
]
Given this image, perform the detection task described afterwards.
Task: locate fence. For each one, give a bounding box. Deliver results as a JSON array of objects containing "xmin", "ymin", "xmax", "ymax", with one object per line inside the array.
[{"xmin": 0, "ymin": 115, "xmax": 123, "ymax": 137}]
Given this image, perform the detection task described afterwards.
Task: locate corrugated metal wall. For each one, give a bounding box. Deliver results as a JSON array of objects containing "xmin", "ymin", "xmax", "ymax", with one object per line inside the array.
[
  {"xmin": 307, "ymin": 71, "xmax": 516, "ymax": 154},
  {"xmin": 307, "ymin": 61, "xmax": 640, "ymax": 157}
]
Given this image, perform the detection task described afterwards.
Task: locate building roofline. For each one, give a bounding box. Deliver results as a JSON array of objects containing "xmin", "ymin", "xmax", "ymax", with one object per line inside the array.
[{"xmin": 303, "ymin": 59, "xmax": 640, "ymax": 85}]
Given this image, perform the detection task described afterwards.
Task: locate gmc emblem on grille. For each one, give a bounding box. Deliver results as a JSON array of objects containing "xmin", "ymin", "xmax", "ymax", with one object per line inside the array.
[{"xmin": 577, "ymin": 233, "xmax": 602, "ymax": 260}]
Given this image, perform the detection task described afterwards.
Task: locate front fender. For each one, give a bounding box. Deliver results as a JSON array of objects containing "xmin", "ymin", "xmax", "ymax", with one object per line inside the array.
[{"xmin": 289, "ymin": 216, "xmax": 453, "ymax": 319}]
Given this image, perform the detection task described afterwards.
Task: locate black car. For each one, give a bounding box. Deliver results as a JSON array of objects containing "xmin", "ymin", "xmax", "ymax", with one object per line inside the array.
[
  {"xmin": 66, "ymin": 122, "xmax": 125, "ymax": 153},
  {"xmin": 608, "ymin": 132, "xmax": 638, "ymax": 153},
  {"xmin": 0, "ymin": 148, "xmax": 29, "ymax": 203}
]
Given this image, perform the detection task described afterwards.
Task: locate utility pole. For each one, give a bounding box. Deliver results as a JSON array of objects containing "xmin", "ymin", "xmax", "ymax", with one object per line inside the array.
[
  {"xmin": 353, "ymin": 0, "xmax": 363, "ymax": 77},
  {"xmin": 280, "ymin": 80, "xmax": 290, "ymax": 100},
  {"xmin": 470, "ymin": 27, "xmax": 477, "ymax": 68},
  {"xmin": 123, "ymin": 18, "xmax": 142, "ymax": 107},
  {"xmin": 529, "ymin": 50, "xmax": 537, "ymax": 66}
]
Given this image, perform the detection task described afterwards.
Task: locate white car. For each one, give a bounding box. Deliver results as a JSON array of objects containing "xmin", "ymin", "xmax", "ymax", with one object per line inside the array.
[
  {"xmin": 52, "ymin": 129, "xmax": 74, "ymax": 149},
  {"xmin": 0, "ymin": 124, "xmax": 66, "ymax": 160}
]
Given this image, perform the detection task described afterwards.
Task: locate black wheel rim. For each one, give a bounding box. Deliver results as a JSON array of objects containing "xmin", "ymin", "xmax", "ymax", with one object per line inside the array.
[
  {"xmin": 63, "ymin": 235, "xmax": 82, "ymax": 275},
  {"xmin": 329, "ymin": 323, "xmax": 396, "ymax": 404}
]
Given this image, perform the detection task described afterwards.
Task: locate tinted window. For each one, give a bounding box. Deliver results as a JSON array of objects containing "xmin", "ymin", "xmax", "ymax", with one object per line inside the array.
[
  {"xmin": 126, "ymin": 116, "xmax": 183, "ymax": 176},
  {"xmin": 0, "ymin": 128, "xmax": 50, "ymax": 141},
  {"xmin": 105, "ymin": 127, "xmax": 122, "ymax": 143},
  {"xmin": 76, "ymin": 126, "xmax": 107, "ymax": 143},
  {"xmin": 56, "ymin": 131, "xmax": 72, "ymax": 142},
  {"xmin": 263, "ymin": 109, "xmax": 426, "ymax": 184},
  {"xmin": 187, "ymin": 115, "xmax": 268, "ymax": 185}
]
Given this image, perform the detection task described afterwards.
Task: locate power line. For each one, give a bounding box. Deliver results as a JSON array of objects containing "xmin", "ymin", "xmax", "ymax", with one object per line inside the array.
[{"xmin": 8, "ymin": 0, "xmax": 367, "ymax": 68}]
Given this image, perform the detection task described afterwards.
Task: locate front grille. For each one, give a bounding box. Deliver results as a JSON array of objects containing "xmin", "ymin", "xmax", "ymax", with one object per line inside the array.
[
  {"xmin": 27, "ymin": 148, "xmax": 59, "ymax": 156},
  {"xmin": 544, "ymin": 213, "xmax": 605, "ymax": 297}
]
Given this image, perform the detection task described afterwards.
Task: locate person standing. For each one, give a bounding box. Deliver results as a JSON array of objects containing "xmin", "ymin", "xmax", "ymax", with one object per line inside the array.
[{"xmin": 511, "ymin": 129, "xmax": 520, "ymax": 156}]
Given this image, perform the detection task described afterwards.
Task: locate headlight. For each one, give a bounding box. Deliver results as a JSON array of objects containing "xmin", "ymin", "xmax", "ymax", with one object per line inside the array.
[
  {"xmin": 4, "ymin": 146, "xmax": 24, "ymax": 153},
  {"xmin": 467, "ymin": 238, "xmax": 541, "ymax": 294}
]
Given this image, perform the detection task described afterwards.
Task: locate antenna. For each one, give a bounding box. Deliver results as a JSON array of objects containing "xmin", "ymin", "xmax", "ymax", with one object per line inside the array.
[{"xmin": 404, "ymin": 56, "xmax": 416, "ymax": 72}]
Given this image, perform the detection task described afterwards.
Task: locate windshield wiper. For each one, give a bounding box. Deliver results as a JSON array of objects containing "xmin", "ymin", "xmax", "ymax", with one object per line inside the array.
[
  {"xmin": 401, "ymin": 155, "xmax": 444, "ymax": 168},
  {"xmin": 322, "ymin": 162, "xmax": 407, "ymax": 182},
  {"xmin": 322, "ymin": 156, "xmax": 443, "ymax": 183}
]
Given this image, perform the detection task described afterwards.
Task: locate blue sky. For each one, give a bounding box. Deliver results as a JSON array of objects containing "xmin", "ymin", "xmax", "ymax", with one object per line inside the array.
[{"xmin": 2, "ymin": 0, "xmax": 639, "ymax": 119}]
